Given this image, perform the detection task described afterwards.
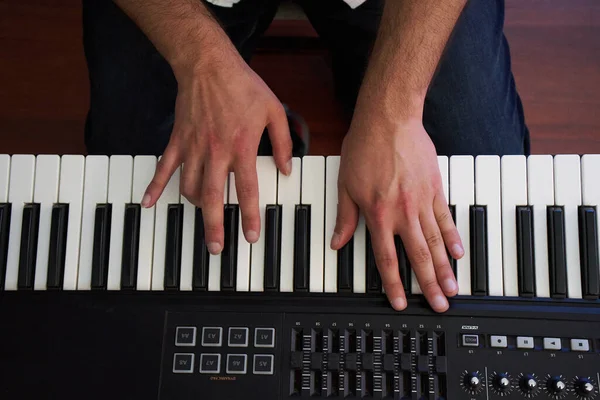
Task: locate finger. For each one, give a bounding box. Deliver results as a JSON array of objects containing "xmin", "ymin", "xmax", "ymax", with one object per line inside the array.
[
  {"xmin": 400, "ymin": 218, "xmax": 449, "ymax": 313},
  {"xmin": 143, "ymin": 144, "xmax": 181, "ymax": 208},
  {"xmin": 331, "ymin": 185, "xmax": 358, "ymax": 250},
  {"xmin": 180, "ymin": 155, "xmax": 204, "ymax": 208},
  {"xmin": 233, "ymin": 155, "xmax": 261, "ymax": 243},
  {"xmin": 421, "ymin": 211, "xmax": 458, "ymax": 297},
  {"xmin": 365, "ymin": 213, "xmax": 406, "ymax": 311},
  {"xmin": 201, "ymin": 159, "xmax": 229, "ymax": 255},
  {"xmin": 266, "ymin": 101, "xmax": 293, "ymax": 175},
  {"xmin": 434, "ymin": 193, "xmax": 464, "ymax": 259}
]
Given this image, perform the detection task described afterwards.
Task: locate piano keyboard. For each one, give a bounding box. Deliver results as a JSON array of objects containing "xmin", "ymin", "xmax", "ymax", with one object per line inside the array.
[{"xmin": 1, "ymin": 153, "xmax": 599, "ymax": 302}]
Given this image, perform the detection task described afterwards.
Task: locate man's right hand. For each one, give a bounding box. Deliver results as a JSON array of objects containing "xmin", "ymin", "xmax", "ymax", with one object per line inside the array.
[{"xmin": 113, "ymin": 0, "xmax": 293, "ymax": 254}]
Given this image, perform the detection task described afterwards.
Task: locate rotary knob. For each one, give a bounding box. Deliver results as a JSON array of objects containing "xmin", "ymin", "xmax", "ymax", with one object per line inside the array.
[
  {"xmin": 519, "ymin": 373, "xmax": 540, "ymax": 397},
  {"xmin": 462, "ymin": 371, "xmax": 484, "ymax": 394},
  {"xmin": 573, "ymin": 376, "xmax": 598, "ymax": 399},
  {"xmin": 491, "ymin": 372, "xmax": 513, "ymax": 395},
  {"xmin": 545, "ymin": 375, "xmax": 568, "ymax": 399}
]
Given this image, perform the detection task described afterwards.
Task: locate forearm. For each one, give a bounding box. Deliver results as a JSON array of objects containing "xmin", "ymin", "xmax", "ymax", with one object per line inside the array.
[
  {"xmin": 357, "ymin": 0, "xmax": 467, "ymax": 122},
  {"xmin": 113, "ymin": 0, "xmax": 233, "ymax": 76}
]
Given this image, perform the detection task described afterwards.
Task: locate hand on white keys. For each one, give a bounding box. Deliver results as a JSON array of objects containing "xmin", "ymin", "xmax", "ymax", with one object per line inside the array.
[
  {"xmin": 137, "ymin": 32, "xmax": 293, "ymax": 254},
  {"xmin": 332, "ymin": 117, "xmax": 464, "ymax": 313}
]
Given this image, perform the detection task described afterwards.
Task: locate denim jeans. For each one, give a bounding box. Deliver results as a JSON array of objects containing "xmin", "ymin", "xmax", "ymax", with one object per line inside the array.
[{"xmin": 81, "ymin": 0, "xmax": 530, "ymax": 157}]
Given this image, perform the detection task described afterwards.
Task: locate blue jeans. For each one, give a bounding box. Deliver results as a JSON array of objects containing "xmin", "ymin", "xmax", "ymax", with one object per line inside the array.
[{"xmin": 81, "ymin": 0, "xmax": 530, "ymax": 157}]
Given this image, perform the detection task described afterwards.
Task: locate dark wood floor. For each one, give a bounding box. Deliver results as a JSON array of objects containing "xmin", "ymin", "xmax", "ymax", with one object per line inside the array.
[{"xmin": 0, "ymin": 0, "xmax": 599, "ymax": 156}]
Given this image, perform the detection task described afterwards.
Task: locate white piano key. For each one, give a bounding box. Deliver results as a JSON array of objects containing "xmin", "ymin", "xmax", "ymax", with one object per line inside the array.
[
  {"xmin": 228, "ymin": 172, "xmax": 251, "ymax": 292},
  {"xmin": 59, "ymin": 155, "xmax": 85, "ymax": 290},
  {"xmin": 180, "ymin": 185, "xmax": 195, "ymax": 292},
  {"xmin": 353, "ymin": 212, "xmax": 366, "ymax": 293},
  {"xmin": 302, "ymin": 156, "xmax": 325, "ymax": 292},
  {"xmin": 581, "ymin": 155, "xmax": 600, "ymax": 287},
  {"xmin": 207, "ymin": 178, "xmax": 229, "ymax": 291},
  {"xmin": 77, "ymin": 156, "xmax": 109, "ymax": 290},
  {"xmin": 554, "ymin": 155, "xmax": 582, "ymax": 299},
  {"xmin": 527, "ymin": 155, "xmax": 554, "ymax": 298},
  {"xmin": 152, "ymin": 163, "xmax": 181, "ymax": 291},
  {"xmin": 5, "ymin": 155, "xmax": 36, "ymax": 290},
  {"xmin": 33, "ymin": 155, "xmax": 60, "ymax": 290},
  {"xmin": 449, "ymin": 156, "xmax": 474, "ymax": 295},
  {"xmin": 0, "ymin": 154, "xmax": 9, "ymax": 202},
  {"xmin": 324, "ymin": 156, "xmax": 340, "ymax": 293},
  {"xmin": 132, "ymin": 156, "xmax": 156, "ymax": 290},
  {"xmin": 411, "ymin": 156, "xmax": 450, "ymax": 295},
  {"xmin": 106, "ymin": 156, "xmax": 133, "ymax": 290},
  {"xmin": 250, "ymin": 157, "xmax": 278, "ymax": 292},
  {"xmin": 475, "ymin": 156, "xmax": 503, "ymax": 296},
  {"xmin": 501, "ymin": 155, "xmax": 528, "ymax": 297},
  {"xmin": 278, "ymin": 157, "xmax": 301, "ymax": 292}
]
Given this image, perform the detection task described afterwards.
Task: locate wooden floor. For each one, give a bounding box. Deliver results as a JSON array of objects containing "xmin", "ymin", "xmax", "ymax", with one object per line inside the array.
[{"xmin": 0, "ymin": 0, "xmax": 599, "ymax": 156}]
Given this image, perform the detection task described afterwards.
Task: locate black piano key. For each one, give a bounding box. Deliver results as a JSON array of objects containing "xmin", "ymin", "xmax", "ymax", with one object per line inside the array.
[
  {"xmin": 164, "ymin": 204, "xmax": 183, "ymax": 290},
  {"xmin": 469, "ymin": 205, "xmax": 488, "ymax": 296},
  {"xmin": 578, "ymin": 206, "xmax": 600, "ymax": 299},
  {"xmin": 193, "ymin": 208, "xmax": 209, "ymax": 291},
  {"xmin": 366, "ymin": 229, "xmax": 381, "ymax": 293},
  {"xmin": 18, "ymin": 203, "xmax": 41, "ymax": 289},
  {"xmin": 516, "ymin": 206, "xmax": 536, "ymax": 297},
  {"xmin": 264, "ymin": 204, "xmax": 282, "ymax": 291},
  {"xmin": 337, "ymin": 236, "xmax": 353, "ymax": 293},
  {"xmin": 0, "ymin": 203, "xmax": 10, "ymax": 290},
  {"xmin": 547, "ymin": 206, "xmax": 567, "ymax": 298},
  {"xmin": 47, "ymin": 203, "xmax": 68, "ymax": 290},
  {"xmin": 394, "ymin": 235, "xmax": 410, "ymax": 295},
  {"xmin": 448, "ymin": 204, "xmax": 457, "ymax": 278},
  {"xmin": 294, "ymin": 205, "xmax": 310, "ymax": 292},
  {"xmin": 221, "ymin": 204, "xmax": 239, "ymax": 291},
  {"xmin": 120, "ymin": 204, "xmax": 141, "ymax": 290},
  {"xmin": 91, "ymin": 204, "xmax": 112, "ymax": 290}
]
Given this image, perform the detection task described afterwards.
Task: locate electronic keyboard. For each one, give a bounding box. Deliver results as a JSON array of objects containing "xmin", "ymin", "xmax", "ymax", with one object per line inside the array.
[{"xmin": 0, "ymin": 154, "xmax": 599, "ymax": 400}]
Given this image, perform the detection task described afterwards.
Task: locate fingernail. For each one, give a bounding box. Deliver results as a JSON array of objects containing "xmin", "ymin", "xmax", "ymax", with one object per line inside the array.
[
  {"xmin": 432, "ymin": 294, "xmax": 448, "ymax": 311},
  {"xmin": 330, "ymin": 232, "xmax": 340, "ymax": 249},
  {"xmin": 452, "ymin": 243, "xmax": 464, "ymax": 257},
  {"xmin": 207, "ymin": 242, "xmax": 222, "ymax": 254},
  {"xmin": 443, "ymin": 278, "xmax": 457, "ymax": 293},
  {"xmin": 285, "ymin": 159, "xmax": 292, "ymax": 175},
  {"xmin": 141, "ymin": 193, "xmax": 151, "ymax": 208},
  {"xmin": 247, "ymin": 230, "xmax": 259, "ymax": 243},
  {"xmin": 391, "ymin": 297, "xmax": 406, "ymax": 310}
]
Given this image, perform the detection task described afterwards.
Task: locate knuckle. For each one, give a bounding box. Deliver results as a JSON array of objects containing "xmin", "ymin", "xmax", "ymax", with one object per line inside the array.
[
  {"xmin": 412, "ymin": 246, "xmax": 432, "ymax": 265},
  {"xmin": 436, "ymin": 209, "xmax": 453, "ymax": 226},
  {"xmin": 377, "ymin": 254, "xmax": 397, "ymax": 271},
  {"xmin": 368, "ymin": 201, "xmax": 387, "ymax": 226},
  {"xmin": 421, "ymin": 278, "xmax": 440, "ymax": 294},
  {"xmin": 201, "ymin": 186, "xmax": 222, "ymax": 206},
  {"xmin": 236, "ymin": 181, "xmax": 257, "ymax": 200},
  {"xmin": 425, "ymin": 231, "xmax": 443, "ymax": 248}
]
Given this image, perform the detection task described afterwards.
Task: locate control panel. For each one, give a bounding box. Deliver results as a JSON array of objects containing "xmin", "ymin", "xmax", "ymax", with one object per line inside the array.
[{"xmin": 158, "ymin": 309, "xmax": 600, "ymax": 399}]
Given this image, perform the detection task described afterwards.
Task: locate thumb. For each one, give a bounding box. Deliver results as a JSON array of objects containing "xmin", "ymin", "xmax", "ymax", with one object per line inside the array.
[{"xmin": 331, "ymin": 185, "xmax": 359, "ymax": 250}]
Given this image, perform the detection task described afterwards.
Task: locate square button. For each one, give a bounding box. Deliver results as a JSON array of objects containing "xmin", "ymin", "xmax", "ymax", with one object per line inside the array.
[
  {"xmin": 175, "ymin": 327, "xmax": 196, "ymax": 347},
  {"xmin": 253, "ymin": 354, "xmax": 274, "ymax": 375},
  {"xmin": 490, "ymin": 335, "xmax": 507, "ymax": 348},
  {"xmin": 543, "ymin": 338, "xmax": 561, "ymax": 351},
  {"xmin": 571, "ymin": 339, "xmax": 590, "ymax": 352},
  {"xmin": 173, "ymin": 353, "xmax": 194, "ymax": 374},
  {"xmin": 202, "ymin": 327, "xmax": 223, "ymax": 347},
  {"xmin": 517, "ymin": 336, "xmax": 534, "ymax": 349},
  {"xmin": 226, "ymin": 354, "xmax": 247, "ymax": 374},
  {"xmin": 200, "ymin": 354, "xmax": 221, "ymax": 374},
  {"xmin": 255, "ymin": 328, "xmax": 275, "ymax": 348},
  {"xmin": 462, "ymin": 334, "xmax": 479, "ymax": 347},
  {"xmin": 228, "ymin": 327, "xmax": 249, "ymax": 347}
]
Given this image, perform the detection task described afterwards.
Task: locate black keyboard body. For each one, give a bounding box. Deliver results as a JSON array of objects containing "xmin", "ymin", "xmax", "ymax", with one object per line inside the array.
[{"xmin": 0, "ymin": 292, "xmax": 599, "ymax": 400}]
